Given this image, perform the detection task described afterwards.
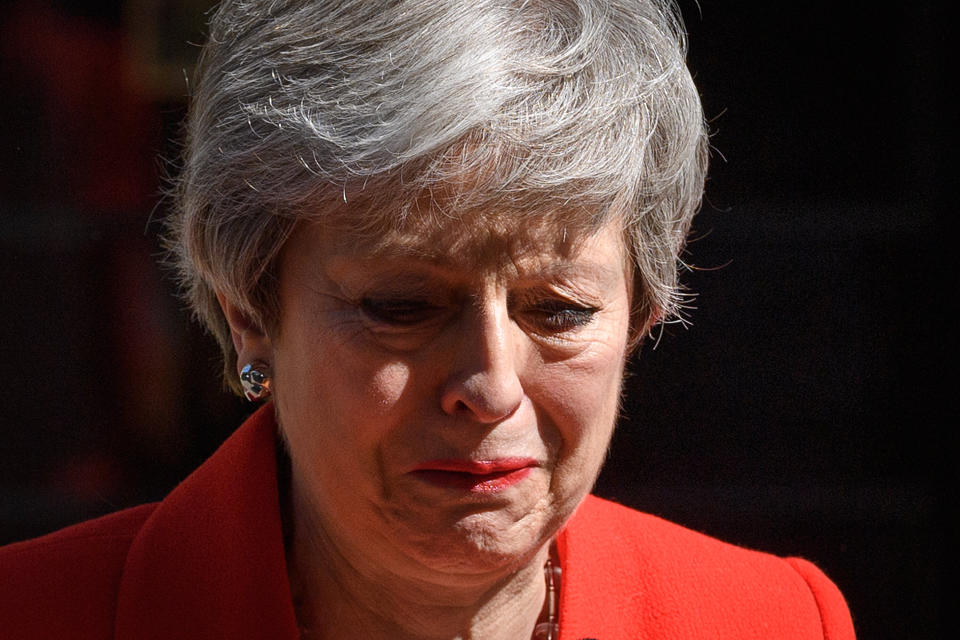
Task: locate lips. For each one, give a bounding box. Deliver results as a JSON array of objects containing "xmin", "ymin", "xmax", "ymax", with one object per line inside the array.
[{"xmin": 410, "ymin": 458, "xmax": 537, "ymax": 493}]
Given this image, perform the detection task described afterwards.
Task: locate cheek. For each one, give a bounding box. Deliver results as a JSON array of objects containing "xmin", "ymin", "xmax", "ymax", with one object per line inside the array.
[
  {"xmin": 278, "ymin": 307, "xmax": 406, "ymax": 403},
  {"xmin": 358, "ymin": 360, "xmax": 413, "ymax": 414},
  {"xmin": 538, "ymin": 346, "xmax": 625, "ymax": 457},
  {"xmin": 527, "ymin": 353, "xmax": 624, "ymax": 523},
  {"xmin": 275, "ymin": 351, "xmax": 417, "ymax": 513},
  {"xmin": 278, "ymin": 338, "xmax": 414, "ymax": 445}
]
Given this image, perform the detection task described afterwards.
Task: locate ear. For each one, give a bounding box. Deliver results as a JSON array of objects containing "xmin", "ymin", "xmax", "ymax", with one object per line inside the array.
[{"xmin": 217, "ymin": 292, "xmax": 274, "ymax": 373}]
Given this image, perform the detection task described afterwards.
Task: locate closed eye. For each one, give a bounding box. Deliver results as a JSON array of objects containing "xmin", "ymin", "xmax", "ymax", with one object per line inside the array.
[
  {"xmin": 523, "ymin": 300, "xmax": 599, "ymax": 333},
  {"xmin": 359, "ymin": 298, "xmax": 445, "ymax": 326}
]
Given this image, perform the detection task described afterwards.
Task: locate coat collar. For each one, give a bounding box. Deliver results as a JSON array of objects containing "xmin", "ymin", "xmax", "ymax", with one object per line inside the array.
[{"xmin": 115, "ymin": 404, "xmax": 299, "ymax": 639}]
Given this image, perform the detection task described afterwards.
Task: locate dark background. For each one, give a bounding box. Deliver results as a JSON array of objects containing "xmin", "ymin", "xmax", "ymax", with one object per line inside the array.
[{"xmin": 1, "ymin": 1, "xmax": 949, "ymax": 638}]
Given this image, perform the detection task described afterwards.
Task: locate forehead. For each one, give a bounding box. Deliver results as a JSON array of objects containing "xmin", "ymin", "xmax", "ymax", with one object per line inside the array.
[{"xmin": 310, "ymin": 203, "xmax": 627, "ymax": 273}]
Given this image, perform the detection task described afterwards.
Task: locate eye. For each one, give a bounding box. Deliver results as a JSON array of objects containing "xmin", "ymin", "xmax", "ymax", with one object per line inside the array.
[
  {"xmin": 524, "ymin": 299, "xmax": 599, "ymax": 333},
  {"xmin": 359, "ymin": 297, "xmax": 444, "ymax": 326}
]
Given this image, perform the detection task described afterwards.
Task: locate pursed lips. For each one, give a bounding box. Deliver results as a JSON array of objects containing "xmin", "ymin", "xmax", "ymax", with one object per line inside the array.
[{"xmin": 409, "ymin": 458, "xmax": 539, "ymax": 492}]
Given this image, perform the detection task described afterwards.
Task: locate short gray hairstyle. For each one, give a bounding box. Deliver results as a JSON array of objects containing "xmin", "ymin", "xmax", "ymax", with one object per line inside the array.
[{"xmin": 167, "ymin": 0, "xmax": 709, "ymax": 391}]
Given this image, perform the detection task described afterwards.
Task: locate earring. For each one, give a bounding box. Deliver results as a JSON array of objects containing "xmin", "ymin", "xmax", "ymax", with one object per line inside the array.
[{"xmin": 240, "ymin": 363, "xmax": 272, "ymax": 401}]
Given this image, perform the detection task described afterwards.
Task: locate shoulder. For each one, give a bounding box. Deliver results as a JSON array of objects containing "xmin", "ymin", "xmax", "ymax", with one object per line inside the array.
[
  {"xmin": 0, "ymin": 503, "xmax": 156, "ymax": 640},
  {"xmin": 559, "ymin": 495, "xmax": 856, "ymax": 639}
]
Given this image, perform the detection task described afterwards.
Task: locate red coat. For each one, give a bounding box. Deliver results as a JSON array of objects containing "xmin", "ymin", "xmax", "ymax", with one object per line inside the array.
[{"xmin": 0, "ymin": 406, "xmax": 855, "ymax": 639}]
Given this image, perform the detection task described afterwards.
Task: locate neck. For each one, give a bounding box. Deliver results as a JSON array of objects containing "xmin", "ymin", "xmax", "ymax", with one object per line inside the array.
[{"xmin": 285, "ymin": 480, "xmax": 549, "ymax": 640}]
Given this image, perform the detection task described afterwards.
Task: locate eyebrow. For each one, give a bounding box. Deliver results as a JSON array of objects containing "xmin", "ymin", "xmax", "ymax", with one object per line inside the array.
[
  {"xmin": 324, "ymin": 250, "xmax": 623, "ymax": 292},
  {"xmin": 512, "ymin": 261, "xmax": 624, "ymax": 292}
]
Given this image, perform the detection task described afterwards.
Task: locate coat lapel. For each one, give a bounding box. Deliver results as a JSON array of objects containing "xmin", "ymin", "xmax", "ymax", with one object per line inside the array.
[{"xmin": 115, "ymin": 405, "xmax": 299, "ymax": 639}]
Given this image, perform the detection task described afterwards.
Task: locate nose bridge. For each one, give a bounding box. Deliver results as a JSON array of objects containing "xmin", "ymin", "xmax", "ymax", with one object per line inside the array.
[
  {"xmin": 440, "ymin": 289, "xmax": 523, "ymax": 421},
  {"xmin": 473, "ymin": 295, "xmax": 512, "ymax": 372}
]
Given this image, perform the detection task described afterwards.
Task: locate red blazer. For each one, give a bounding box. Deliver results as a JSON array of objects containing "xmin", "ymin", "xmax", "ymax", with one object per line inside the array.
[{"xmin": 0, "ymin": 406, "xmax": 855, "ymax": 639}]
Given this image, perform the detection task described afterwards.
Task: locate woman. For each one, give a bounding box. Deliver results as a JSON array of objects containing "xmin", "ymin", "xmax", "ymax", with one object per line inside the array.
[{"xmin": 0, "ymin": 0, "xmax": 855, "ymax": 638}]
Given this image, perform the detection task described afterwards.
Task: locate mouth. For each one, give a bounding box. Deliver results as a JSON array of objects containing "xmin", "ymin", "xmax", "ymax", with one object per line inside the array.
[{"xmin": 410, "ymin": 458, "xmax": 538, "ymax": 493}]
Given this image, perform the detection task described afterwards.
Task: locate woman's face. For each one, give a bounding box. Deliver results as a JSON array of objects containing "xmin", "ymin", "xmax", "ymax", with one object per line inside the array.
[{"xmin": 267, "ymin": 213, "xmax": 632, "ymax": 581}]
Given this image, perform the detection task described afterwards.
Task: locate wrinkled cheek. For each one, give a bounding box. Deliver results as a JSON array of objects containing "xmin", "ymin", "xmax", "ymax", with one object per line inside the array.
[
  {"xmin": 544, "ymin": 365, "xmax": 624, "ymax": 499},
  {"xmin": 349, "ymin": 361, "xmax": 413, "ymax": 501},
  {"xmin": 565, "ymin": 408, "xmax": 617, "ymax": 480},
  {"xmin": 365, "ymin": 361, "xmax": 412, "ymax": 411}
]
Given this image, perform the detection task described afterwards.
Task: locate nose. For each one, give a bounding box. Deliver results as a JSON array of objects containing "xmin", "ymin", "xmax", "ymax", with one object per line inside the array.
[{"xmin": 440, "ymin": 298, "xmax": 524, "ymax": 423}]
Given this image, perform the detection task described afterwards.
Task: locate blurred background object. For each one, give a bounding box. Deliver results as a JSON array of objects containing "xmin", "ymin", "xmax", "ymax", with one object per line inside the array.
[{"xmin": 0, "ymin": 2, "xmax": 949, "ymax": 638}]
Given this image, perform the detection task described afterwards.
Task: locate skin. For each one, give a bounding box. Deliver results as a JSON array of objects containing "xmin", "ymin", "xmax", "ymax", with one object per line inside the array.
[{"xmin": 220, "ymin": 213, "xmax": 633, "ymax": 639}]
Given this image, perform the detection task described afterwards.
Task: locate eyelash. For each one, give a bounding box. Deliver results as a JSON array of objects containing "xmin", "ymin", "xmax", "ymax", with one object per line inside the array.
[
  {"xmin": 359, "ymin": 297, "xmax": 598, "ymax": 333},
  {"xmin": 359, "ymin": 298, "xmax": 443, "ymax": 326},
  {"xmin": 525, "ymin": 300, "xmax": 599, "ymax": 332}
]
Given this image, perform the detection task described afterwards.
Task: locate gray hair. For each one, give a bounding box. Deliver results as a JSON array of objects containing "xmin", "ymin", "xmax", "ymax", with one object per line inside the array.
[{"xmin": 167, "ymin": 0, "xmax": 709, "ymax": 390}]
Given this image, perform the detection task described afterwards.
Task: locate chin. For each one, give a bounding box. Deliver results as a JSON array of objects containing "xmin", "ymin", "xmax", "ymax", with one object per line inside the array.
[{"xmin": 389, "ymin": 501, "xmax": 561, "ymax": 576}]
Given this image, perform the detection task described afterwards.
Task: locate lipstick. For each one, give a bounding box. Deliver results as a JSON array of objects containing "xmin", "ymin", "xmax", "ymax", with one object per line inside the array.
[{"xmin": 410, "ymin": 458, "xmax": 537, "ymax": 493}]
